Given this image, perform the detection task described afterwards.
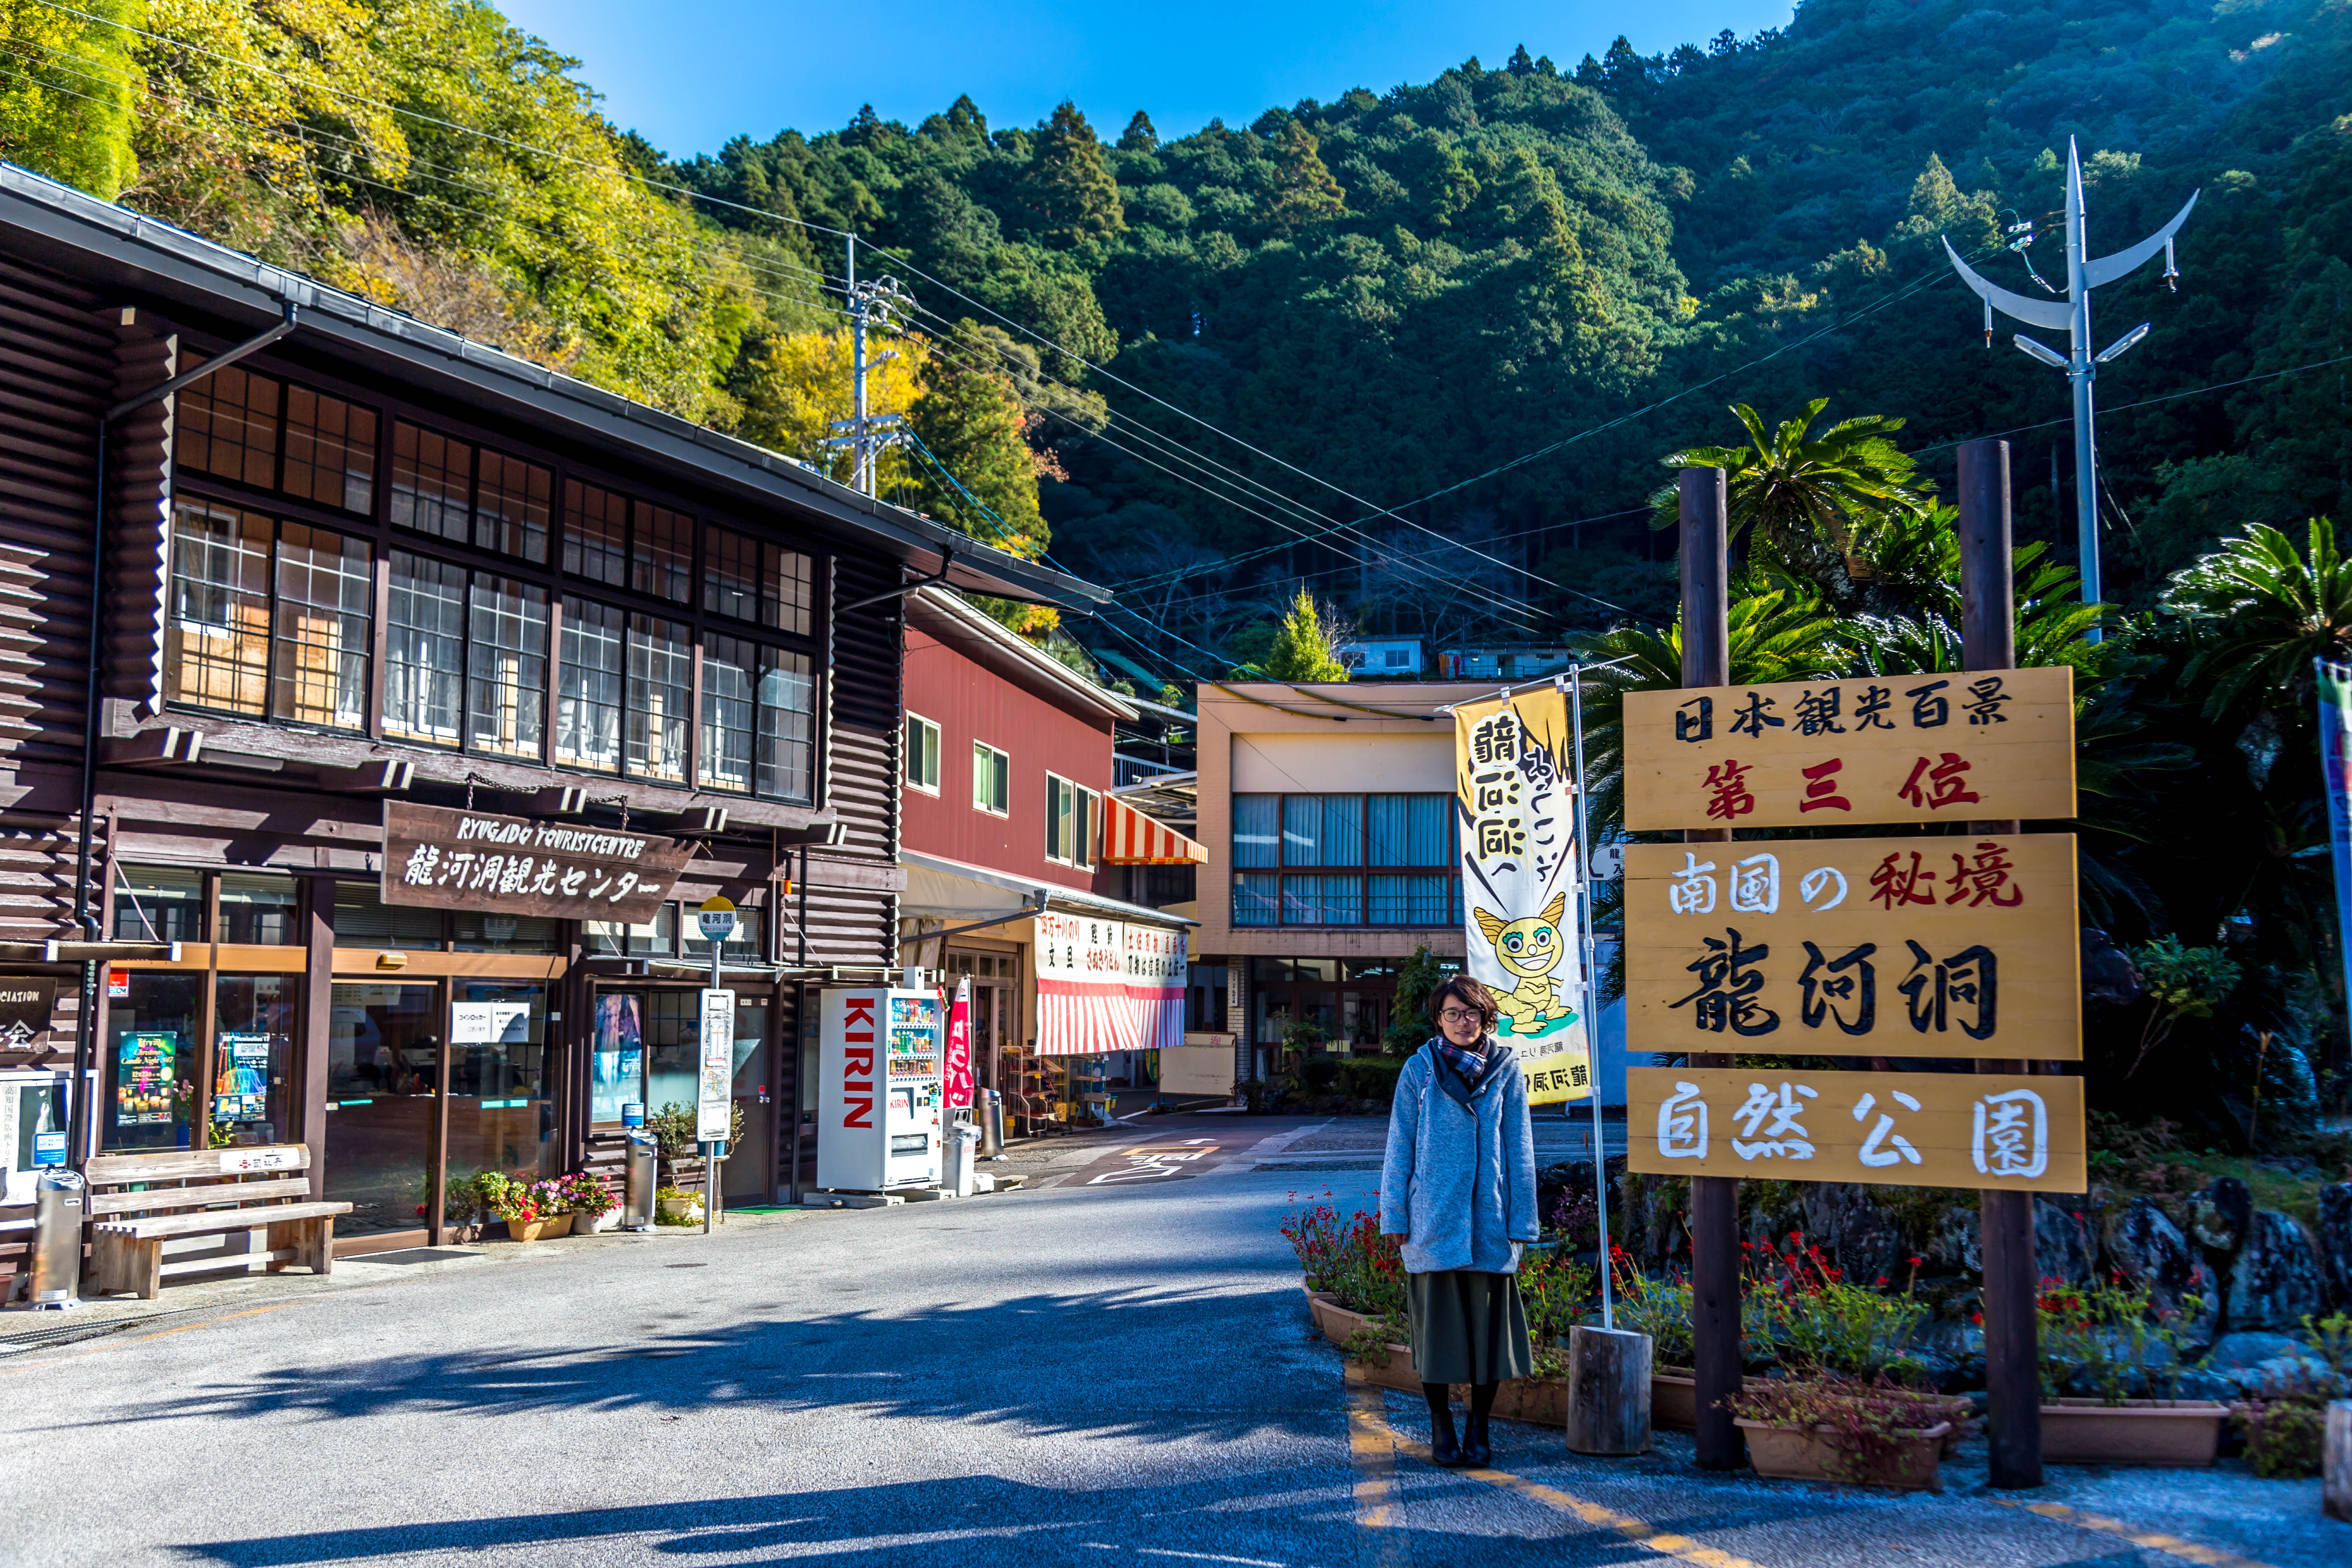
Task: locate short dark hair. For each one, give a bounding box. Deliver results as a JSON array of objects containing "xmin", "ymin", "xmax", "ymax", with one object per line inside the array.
[{"xmin": 1426, "ymin": 975, "xmax": 1499, "ymax": 1032}]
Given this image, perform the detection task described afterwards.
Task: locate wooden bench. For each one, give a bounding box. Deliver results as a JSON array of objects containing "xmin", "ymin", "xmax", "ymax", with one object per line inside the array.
[{"xmin": 85, "ymin": 1145, "xmax": 350, "ymax": 1300}]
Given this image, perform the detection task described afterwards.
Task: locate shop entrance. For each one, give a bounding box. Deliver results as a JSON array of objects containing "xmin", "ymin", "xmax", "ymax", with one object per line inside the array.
[
  {"xmin": 325, "ymin": 980, "xmax": 555, "ymax": 1237},
  {"xmin": 592, "ymin": 986, "xmax": 772, "ymax": 1207},
  {"xmin": 945, "ymin": 949, "xmax": 1018, "ymax": 1120}
]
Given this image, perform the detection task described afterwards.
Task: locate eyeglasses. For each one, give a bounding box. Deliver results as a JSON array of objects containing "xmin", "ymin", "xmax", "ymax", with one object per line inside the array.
[{"xmin": 1436, "ymin": 1008, "xmax": 1481, "ymax": 1024}]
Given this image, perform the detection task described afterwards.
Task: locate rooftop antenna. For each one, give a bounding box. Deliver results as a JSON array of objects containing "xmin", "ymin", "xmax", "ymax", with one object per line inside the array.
[{"xmin": 1945, "ymin": 139, "xmax": 2196, "ymax": 642}]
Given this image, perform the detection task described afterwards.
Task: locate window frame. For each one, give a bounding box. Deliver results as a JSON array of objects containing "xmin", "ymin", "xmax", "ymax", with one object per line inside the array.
[
  {"xmin": 971, "ymin": 741, "xmax": 1010, "ymax": 816},
  {"xmin": 1230, "ymin": 791, "xmax": 1458, "ymax": 929},
  {"xmin": 1044, "ymin": 772, "xmax": 1099, "ymax": 870},
  {"xmin": 904, "ymin": 713, "xmax": 941, "ymax": 795},
  {"xmin": 162, "ymin": 344, "xmax": 834, "ymax": 802}
]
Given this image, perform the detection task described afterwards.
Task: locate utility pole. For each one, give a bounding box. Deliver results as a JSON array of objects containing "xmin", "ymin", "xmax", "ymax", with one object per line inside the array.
[
  {"xmin": 1678, "ymin": 466, "xmax": 1743, "ymax": 1473},
  {"xmin": 822, "ymin": 235, "xmax": 914, "ymax": 496},
  {"xmin": 1945, "ymin": 139, "xmax": 2196, "ymax": 638}
]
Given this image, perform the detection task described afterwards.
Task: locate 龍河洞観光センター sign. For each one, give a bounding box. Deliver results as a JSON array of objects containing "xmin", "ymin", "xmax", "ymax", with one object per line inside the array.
[{"xmin": 380, "ymin": 802, "xmax": 693, "ymax": 924}]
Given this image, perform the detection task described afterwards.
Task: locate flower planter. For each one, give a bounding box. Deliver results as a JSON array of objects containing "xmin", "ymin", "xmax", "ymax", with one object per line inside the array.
[
  {"xmin": 2040, "ymin": 1400, "xmax": 2226, "ymax": 1467},
  {"xmin": 1492, "ymin": 1376, "xmax": 1570, "ymax": 1426},
  {"xmin": 1309, "ymin": 1289, "xmax": 1573, "ymax": 1421},
  {"xmin": 572, "ymin": 1209, "xmax": 616, "ymax": 1235},
  {"xmin": 504, "ymin": 1212, "xmax": 574, "ymax": 1242},
  {"xmin": 657, "ymin": 1194, "xmax": 704, "ymax": 1225},
  {"xmin": 1307, "ymin": 1290, "xmax": 1376, "ymax": 1345},
  {"xmin": 1737, "ymin": 1418, "xmax": 1950, "ymax": 1491},
  {"xmin": 1653, "ymin": 1366, "xmax": 1697, "ymax": 1432}
]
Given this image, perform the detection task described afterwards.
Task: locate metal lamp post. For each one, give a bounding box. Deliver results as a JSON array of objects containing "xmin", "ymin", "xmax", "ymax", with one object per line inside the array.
[{"xmin": 1943, "ymin": 138, "xmax": 2196, "ymax": 638}]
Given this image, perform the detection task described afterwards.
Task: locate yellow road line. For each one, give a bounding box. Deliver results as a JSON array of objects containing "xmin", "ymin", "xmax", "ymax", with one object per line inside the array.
[
  {"xmin": 1343, "ymin": 1369, "xmax": 1410, "ymax": 1565},
  {"xmin": 1997, "ymin": 1498, "xmax": 2281, "ymax": 1568},
  {"xmin": 1348, "ymin": 1374, "xmax": 1766, "ymax": 1568}
]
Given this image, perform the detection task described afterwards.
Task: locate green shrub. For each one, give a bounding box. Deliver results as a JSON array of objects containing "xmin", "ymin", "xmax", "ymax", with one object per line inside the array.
[{"xmin": 1336, "ymin": 1057, "xmax": 1403, "ymax": 1102}]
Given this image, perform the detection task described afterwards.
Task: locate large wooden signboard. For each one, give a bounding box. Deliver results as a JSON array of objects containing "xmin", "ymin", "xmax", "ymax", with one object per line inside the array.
[
  {"xmin": 1623, "ymin": 834, "xmax": 2080, "ymax": 1060},
  {"xmin": 381, "ymin": 802, "xmax": 691, "ymax": 923},
  {"xmin": 1626, "ymin": 1066, "xmax": 2086, "ymax": 1192},
  {"xmin": 1623, "ymin": 666, "xmax": 2076, "ymax": 831}
]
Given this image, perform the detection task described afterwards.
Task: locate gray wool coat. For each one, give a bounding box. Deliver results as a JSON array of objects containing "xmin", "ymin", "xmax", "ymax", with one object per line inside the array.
[{"xmin": 1378, "ymin": 1039, "xmax": 1540, "ymax": 1274}]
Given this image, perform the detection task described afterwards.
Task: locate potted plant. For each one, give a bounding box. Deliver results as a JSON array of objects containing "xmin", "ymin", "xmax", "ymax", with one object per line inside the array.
[
  {"xmin": 479, "ymin": 1172, "xmax": 573, "ymax": 1241},
  {"xmin": 1730, "ymin": 1378, "xmax": 1957, "ymax": 1491},
  {"xmin": 560, "ymin": 1171, "xmax": 619, "ymax": 1234},
  {"xmin": 2037, "ymin": 1278, "xmax": 2226, "ymax": 1466},
  {"xmin": 656, "ymin": 1185, "xmax": 704, "ymax": 1225}
]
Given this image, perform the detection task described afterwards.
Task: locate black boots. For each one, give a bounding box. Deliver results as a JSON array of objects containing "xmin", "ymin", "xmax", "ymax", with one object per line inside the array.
[
  {"xmin": 1463, "ymin": 1381, "xmax": 1498, "ymax": 1468},
  {"xmin": 1421, "ymin": 1381, "xmax": 1467, "ymax": 1468}
]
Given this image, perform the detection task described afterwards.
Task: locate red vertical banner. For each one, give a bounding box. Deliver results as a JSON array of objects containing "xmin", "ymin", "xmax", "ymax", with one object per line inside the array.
[{"xmin": 943, "ymin": 977, "xmax": 974, "ymax": 1110}]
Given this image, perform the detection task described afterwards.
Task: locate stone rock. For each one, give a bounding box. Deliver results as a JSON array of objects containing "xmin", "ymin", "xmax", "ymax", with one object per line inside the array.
[
  {"xmin": 2172, "ymin": 1367, "xmax": 2237, "ymax": 1403},
  {"xmin": 2081, "ymin": 927, "xmax": 2145, "ymax": 1008},
  {"xmin": 1920, "ymin": 1203, "xmax": 1981, "ymax": 1275},
  {"xmin": 2032, "ymin": 1197, "xmax": 2097, "ymax": 1286},
  {"xmin": 1802, "ymin": 1183, "xmax": 1905, "ymax": 1287},
  {"xmin": 2205, "ymin": 1329, "xmax": 2307, "ymax": 1370},
  {"xmin": 2188, "ymin": 1177, "xmax": 2252, "ymax": 1255},
  {"xmin": 2102, "ymin": 1196, "xmax": 2220, "ymax": 1351},
  {"xmin": 2220, "ymin": 1210, "xmax": 2329, "ymax": 1332},
  {"xmin": 2318, "ymin": 1183, "xmax": 2352, "ymax": 1309}
]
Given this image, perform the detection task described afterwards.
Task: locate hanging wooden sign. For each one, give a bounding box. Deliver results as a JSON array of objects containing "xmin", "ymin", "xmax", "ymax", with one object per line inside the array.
[
  {"xmin": 1622, "ymin": 666, "xmax": 2076, "ymax": 831},
  {"xmin": 1622, "ymin": 833, "xmax": 2080, "ymax": 1060},
  {"xmin": 1626, "ymin": 1066, "xmax": 2086, "ymax": 1193},
  {"xmin": 380, "ymin": 802, "xmax": 690, "ymax": 923}
]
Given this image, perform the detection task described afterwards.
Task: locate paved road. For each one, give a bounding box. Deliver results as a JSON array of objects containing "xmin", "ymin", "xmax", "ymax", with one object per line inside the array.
[{"xmin": 0, "ymin": 1112, "xmax": 2335, "ymax": 1567}]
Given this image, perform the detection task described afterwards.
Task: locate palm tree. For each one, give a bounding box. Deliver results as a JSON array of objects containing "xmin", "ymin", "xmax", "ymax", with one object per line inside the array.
[
  {"xmin": 2160, "ymin": 518, "xmax": 2352, "ymax": 720},
  {"xmin": 1652, "ymin": 399, "xmax": 1929, "ymax": 611}
]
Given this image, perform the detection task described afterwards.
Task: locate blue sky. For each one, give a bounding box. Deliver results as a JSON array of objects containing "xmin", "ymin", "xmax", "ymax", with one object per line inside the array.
[{"xmin": 496, "ymin": 0, "xmax": 1799, "ymax": 159}]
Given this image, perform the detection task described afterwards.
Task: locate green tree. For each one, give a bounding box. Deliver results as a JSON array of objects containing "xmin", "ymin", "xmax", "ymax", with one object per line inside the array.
[
  {"xmin": 1022, "ymin": 100, "xmax": 1124, "ymax": 249},
  {"xmin": 1260, "ymin": 120, "xmax": 1346, "ymax": 233},
  {"xmin": 1118, "ymin": 110, "xmax": 1158, "ymax": 153},
  {"xmin": 1263, "ymin": 586, "xmax": 1351, "ymax": 681},
  {"xmin": 2161, "ymin": 518, "xmax": 2352, "ymax": 720},
  {"xmin": 909, "ymin": 319, "xmax": 1050, "ymax": 560},
  {"xmin": 1653, "ymin": 400, "xmax": 1929, "ymax": 611},
  {"xmin": 0, "ymin": 0, "xmax": 141, "ymax": 200}
]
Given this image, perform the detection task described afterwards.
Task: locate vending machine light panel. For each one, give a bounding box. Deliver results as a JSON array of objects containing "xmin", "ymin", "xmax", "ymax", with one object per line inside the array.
[{"xmin": 816, "ymin": 988, "xmax": 942, "ymax": 1191}]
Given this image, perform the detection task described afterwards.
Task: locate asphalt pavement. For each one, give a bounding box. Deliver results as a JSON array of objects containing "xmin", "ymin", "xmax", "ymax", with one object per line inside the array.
[{"xmin": 0, "ymin": 1111, "xmax": 2337, "ymax": 1568}]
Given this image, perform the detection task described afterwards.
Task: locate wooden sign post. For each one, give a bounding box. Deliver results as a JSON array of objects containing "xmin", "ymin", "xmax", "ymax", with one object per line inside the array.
[{"xmin": 1640, "ymin": 445, "xmax": 2068, "ymax": 1488}]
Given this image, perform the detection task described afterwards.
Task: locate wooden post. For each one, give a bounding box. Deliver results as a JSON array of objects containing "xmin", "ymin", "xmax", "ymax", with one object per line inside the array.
[
  {"xmin": 2324, "ymin": 1400, "xmax": 2352, "ymax": 1521},
  {"xmin": 1960, "ymin": 438, "xmax": 2043, "ymax": 1491},
  {"xmin": 1679, "ymin": 466, "xmax": 1744, "ymax": 1470},
  {"xmin": 1566, "ymin": 1325, "xmax": 1654, "ymax": 1455}
]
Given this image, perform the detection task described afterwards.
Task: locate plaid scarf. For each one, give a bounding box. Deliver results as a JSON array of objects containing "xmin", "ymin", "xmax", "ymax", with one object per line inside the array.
[{"xmin": 1431, "ymin": 1034, "xmax": 1498, "ymax": 1090}]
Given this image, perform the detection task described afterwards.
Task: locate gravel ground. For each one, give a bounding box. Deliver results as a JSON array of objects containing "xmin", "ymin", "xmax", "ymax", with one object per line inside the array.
[{"xmin": 0, "ymin": 1111, "xmax": 2338, "ymax": 1568}]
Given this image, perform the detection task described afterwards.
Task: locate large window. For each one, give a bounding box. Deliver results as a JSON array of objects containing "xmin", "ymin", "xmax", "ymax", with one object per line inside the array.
[
  {"xmin": 556, "ymin": 597, "xmax": 624, "ymax": 772},
  {"xmin": 165, "ymin": 503, "xmax": 370, "ymax": 729},
  {"xmin": 1046, "ymin": 774, "xmax": 1098, "ymax": 869},
  {"xmin": 1232, "ymin": 793, "xmax": 1457, "ymax": 928},
  {"xmin": 698, "ymin": 635, "xmax": 813, "ymax": 800},
  {"xmin": 627, "ymin": 615, "xmax": 690, "ymax": 782},
  {"xmin": 385, "ymin": 551, "xmax": 466, "ymax": 745},
  {"xmin": 385, "ymin": 554, "xmax": 546, "ymax": 754},
  {"xmin": 180, "ymin": 362, "xmax": 375, "ymax": 513},
  {"xmin": 466, "ymin": 576, "xmax": 547, "ymax": 758},
  {"xmin": 757, "ymin": 648, "xmax": 817, "ymax": 802},
  {"xmin": 702, "ymin": 525, "xmax": 815, "ymax": 635}
]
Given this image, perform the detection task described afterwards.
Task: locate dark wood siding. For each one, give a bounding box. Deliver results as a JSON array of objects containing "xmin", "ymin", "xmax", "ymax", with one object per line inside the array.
[{"xmin": 801, "ymin": 554, "xmax": 900, "ymax": 968}]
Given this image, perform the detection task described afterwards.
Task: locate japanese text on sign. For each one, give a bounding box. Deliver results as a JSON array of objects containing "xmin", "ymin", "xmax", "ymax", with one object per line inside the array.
[
  {"xmin": 380, "ymin": 802, "xmax": 692, "ymax": 924},
  {"xmin": 1623, "ymin": 666, "xmax": 2076, "ymax": 830},
  {"xmin": 1623, "ymin": 835, "xmax": 2080, "ymax": 1060},
  {"xmin": 1628, "ymin": 1066, "xmax": 2086, "ymax": 1192}
]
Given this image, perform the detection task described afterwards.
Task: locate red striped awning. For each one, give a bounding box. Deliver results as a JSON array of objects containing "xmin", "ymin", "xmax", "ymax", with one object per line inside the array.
[{"xmin": 1100, "ymin": 796, "xmax": 1207, "ymax": 865}]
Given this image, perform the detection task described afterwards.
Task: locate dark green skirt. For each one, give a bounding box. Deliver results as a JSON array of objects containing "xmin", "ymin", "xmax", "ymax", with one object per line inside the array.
[{"xmin": 1406, "ymin": 1269, "xmax": 1534, "ymax": 1384}]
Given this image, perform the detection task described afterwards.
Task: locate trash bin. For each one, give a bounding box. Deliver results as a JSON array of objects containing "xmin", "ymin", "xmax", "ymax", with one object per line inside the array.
[
  {"xmin": 948, "ymin": 1121, "xmax": 983, "ymax": 1198},
  {"xmin": 28, "ymin": 1168, "xmax": 85, "ymax": 1308},
  {"xmin": 977, "ymin": 1088, "xmax": 1005, "ymax": 1158},
  {"xmin": 621, "ymin": 1130, "xmax": 657, "ymax": 1232}
]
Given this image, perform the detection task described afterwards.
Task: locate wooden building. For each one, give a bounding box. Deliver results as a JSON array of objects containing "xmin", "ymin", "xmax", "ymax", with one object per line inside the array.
[{"xmin": 0, "ymin": 165, "xmax": 1106, "ymax": 1254}]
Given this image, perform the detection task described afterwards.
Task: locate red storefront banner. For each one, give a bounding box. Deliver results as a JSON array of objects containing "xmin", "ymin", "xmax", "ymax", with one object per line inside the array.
[
  {"xmin": 943, "ymin": 977, "xmax": 974, "ymax": 1110},
  {"xmin": 1034, "ymin": 909, "xmax": 1189, "ymax": 1055}
]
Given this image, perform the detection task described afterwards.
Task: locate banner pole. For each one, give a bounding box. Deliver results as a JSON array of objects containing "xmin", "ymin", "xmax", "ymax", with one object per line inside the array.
[{"xmin": 1563, "ymin": 668, "xmax": 1612, "ymax": 1329}]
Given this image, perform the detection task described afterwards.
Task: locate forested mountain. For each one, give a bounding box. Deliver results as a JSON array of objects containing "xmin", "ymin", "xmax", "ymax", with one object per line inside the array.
[{"xmin": 4, "ymin": 0, "xmax": 2349, "ymax": 676}]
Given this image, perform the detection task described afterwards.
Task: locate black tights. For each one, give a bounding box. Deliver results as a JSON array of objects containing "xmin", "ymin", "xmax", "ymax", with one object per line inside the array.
[{"xmin": 1422, "ymin": 1381, "xmax": 1499, "ymax": 1433}]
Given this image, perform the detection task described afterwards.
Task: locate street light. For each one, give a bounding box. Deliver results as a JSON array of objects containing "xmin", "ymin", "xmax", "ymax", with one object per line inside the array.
[{"xmin": 1945, "ymin": 138, "xmax": 2197, "ymax": 640}]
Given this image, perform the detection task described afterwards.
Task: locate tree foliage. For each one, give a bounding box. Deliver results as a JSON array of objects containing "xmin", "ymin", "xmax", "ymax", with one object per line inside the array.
[{"xmin": 1263, "ymin": 586, "xmax": 1350, "ymax": 681}]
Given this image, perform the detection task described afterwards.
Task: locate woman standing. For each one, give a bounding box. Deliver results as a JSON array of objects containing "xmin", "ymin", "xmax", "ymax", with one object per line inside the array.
[{"xmin": 1378, "ymin": 975, "xmax": 1538, "ymax": 1467}]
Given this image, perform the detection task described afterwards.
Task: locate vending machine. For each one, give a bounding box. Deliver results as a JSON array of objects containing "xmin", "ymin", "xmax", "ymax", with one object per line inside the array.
[{"xmin": 816, "ymin": 986, "xmax": 942, "ymax": 1192}]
